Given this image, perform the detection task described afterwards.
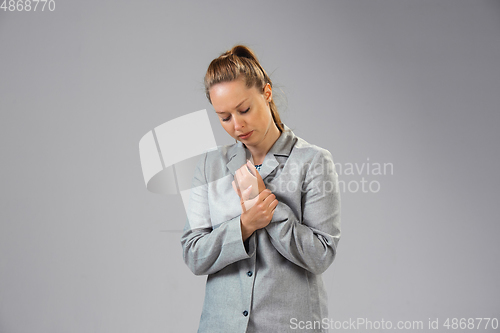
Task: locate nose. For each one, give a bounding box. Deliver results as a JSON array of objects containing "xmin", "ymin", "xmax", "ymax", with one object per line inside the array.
[{"xmin": 233, "ymin": 114, "xmax": 245, "ymax": 132}]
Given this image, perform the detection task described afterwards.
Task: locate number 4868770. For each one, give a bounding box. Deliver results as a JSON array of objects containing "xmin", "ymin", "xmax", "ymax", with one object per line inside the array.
[{"xmin": 1, "ymin": 0, "xmax": 56, "ymax": 11}]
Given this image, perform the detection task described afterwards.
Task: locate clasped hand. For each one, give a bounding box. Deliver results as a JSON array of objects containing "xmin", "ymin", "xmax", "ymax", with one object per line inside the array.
[{"xmin": 232, "ymin": 160, "xmax": 279, "ymax": 240}]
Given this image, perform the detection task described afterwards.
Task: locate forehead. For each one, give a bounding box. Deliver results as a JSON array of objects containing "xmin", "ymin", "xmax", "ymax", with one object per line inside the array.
[{"xmin": 210, "ymin": 80, "xmax": 258, "ymax": 112}]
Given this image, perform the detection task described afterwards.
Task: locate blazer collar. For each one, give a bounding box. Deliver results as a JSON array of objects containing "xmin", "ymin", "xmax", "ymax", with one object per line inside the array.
[{"xmin": 226, "ymin": 124, "xmax": 297, "ymax": 179}]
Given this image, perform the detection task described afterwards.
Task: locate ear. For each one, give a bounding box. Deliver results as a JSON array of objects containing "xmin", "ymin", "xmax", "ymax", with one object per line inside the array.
[{"xmin": 263, "ymin": 83, "xmax": 272, "ymax": 103}]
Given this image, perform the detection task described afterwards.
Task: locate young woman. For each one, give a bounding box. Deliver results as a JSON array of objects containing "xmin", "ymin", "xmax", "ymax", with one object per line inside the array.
[{"xmin": 181, "ymin": 45, "xmax": 341, "ymax": 333}]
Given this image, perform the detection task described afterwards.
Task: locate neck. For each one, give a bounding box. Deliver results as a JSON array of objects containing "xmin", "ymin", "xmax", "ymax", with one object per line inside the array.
[{"xmin": 246, "ymin": 123, "xmax": 281, "ymax": 165}]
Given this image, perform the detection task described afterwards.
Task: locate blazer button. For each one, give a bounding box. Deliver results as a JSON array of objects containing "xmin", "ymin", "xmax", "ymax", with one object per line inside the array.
[
  {"xmin": 243, "ymin": 310, "xmax": 248, "ymax": 317},
  {"xmin": 247, "ymin": 271, "xmax": 253, "ymax": 277}
]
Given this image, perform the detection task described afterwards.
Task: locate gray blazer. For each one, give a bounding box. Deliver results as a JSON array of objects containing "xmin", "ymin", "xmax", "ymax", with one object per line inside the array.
[{"xmin": 181, "ymin": 124, "xmax": 341, "ymax": 333}]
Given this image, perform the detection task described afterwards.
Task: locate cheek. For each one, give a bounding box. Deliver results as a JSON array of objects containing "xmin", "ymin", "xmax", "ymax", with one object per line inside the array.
[
  {"xmin": 257, "ymin": 110, "xmax": 270, "ymax": 124},
  {"xmin": 221, "ymin": 122, "xmax": 234, "ymax": 134}
]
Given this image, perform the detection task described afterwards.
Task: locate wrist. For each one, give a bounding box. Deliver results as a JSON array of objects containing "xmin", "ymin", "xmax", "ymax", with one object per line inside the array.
[{"xmin": 240, "ymin": 215, "xmax": 255, "ymax": 241}]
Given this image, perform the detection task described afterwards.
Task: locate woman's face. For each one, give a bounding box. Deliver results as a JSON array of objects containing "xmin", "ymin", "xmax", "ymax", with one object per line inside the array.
[{"xmin": 210, "ymin": 78, "xmax": 275, "ymax": 146}]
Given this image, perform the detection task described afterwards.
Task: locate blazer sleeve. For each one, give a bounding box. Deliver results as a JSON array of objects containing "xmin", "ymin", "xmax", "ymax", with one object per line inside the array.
[
  {"xmin": 180, "ymin": 152, "xmax": 256, "ymax": 276},
  {"xmin": 264, "ymin": 148, "xmax": 341, "ymax": 275}
]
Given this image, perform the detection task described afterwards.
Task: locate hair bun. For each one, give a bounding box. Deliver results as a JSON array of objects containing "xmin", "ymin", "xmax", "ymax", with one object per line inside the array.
[{"xmin": 230, "ymin": 45, "xmax": 258, "ymax": 62}]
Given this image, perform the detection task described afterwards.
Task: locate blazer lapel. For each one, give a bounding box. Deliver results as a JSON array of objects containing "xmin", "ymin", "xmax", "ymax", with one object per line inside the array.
[
  {"xmin": 226, "ymin": 142, "xmax": 251, "ymax": 176},
  {"xmin": 225, "ymin": 124, "xmax": 297, "ymax": 180}
]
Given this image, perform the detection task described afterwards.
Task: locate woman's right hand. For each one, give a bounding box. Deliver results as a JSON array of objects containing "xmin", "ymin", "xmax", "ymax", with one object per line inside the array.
[
  {"xmin": 231, "ymin": 160, "xmax": 267, "ymax": 210},
  {"xmin": 240, "ymin": 189, "xmax": 278, "ymax": 241}
]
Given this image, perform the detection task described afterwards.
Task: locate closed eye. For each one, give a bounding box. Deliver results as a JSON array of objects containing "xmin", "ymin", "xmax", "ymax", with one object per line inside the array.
[{"xmin": 221, "ymin": 108, "xmax": 250, "ymax": 122}]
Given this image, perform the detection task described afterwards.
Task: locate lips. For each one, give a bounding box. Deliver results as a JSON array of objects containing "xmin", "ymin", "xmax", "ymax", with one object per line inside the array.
[{"xmin": 238, "ymin": 131, "xmax": 253, "ymax": 139}]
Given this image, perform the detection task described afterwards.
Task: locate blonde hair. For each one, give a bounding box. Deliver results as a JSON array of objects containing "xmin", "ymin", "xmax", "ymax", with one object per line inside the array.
[{"xmin": 204, "ymin": 45, "xmax": 284, "ymax": 133}]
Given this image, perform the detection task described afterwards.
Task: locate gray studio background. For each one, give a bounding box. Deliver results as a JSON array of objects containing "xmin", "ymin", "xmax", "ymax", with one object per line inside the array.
[{"xmin": 1, "ymin": 1, "xmax": 499, "ymax": 332}]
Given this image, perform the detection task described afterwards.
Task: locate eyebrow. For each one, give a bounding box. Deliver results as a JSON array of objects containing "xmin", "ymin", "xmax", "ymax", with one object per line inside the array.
[{"xmin": 215, "ymin": 98, "xmax": 248, "ymax": 114}]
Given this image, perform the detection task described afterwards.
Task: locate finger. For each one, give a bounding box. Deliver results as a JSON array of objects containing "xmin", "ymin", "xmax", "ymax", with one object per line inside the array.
[
  {"xmin": 234, "ymin": 173, "xmax": 244, "ymax": 193},
  {"xmin": 236, "ymin": 166, "xmax": 245, "ymax": 180},
  {"xmin": 263, "ymin": 193, "xmax": 277, "ymax": 206},
  {"xmin": 246, "ymin": 160, "xmax": 257, "ymax": 177},
  {"xmin": 270, "ymin": 198, "xmax": 279, "ymax": 210},
  {"xmin": 244, "ymin": 178, "xmax": 259, "ymax": 199},
  {"xmin": 233, "ymin": 176, "xmax": 241, "ymax": 192},
  {"xmin": 259, "ymin": 189, "xmax": 272, "ymax": 200},
  {"xmin": 236, "ymin": 168, "xmax": 250, "ymax": 189},
  {"xmin": 241, "ymin": 161, "xmax": 257, "ymax": 181},
  {"xmin": 232, "ymin": 180, "xmax": 242, "ymax": 198},
  {"xmin": 234, "ymin": 169, "xmax": 241, "ymax": 187},
  {"xmin": 242, "ymin": 185, "xmax": 253, "ymax": 201},
  {"xmin": 233, "ymin": 178, "xmax": 242, "ymax": 197}
]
